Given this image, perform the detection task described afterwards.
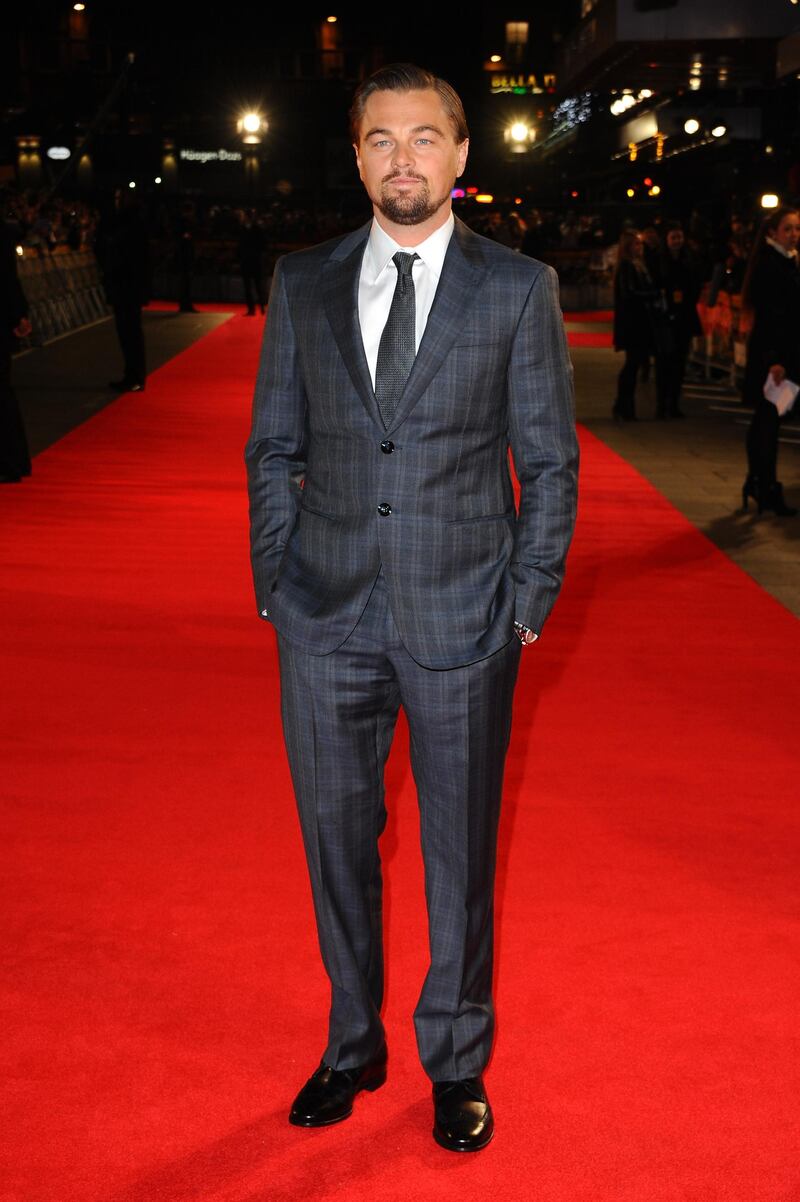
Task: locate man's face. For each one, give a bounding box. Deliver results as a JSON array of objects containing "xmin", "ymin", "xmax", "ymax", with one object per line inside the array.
[
  {"xmin": 666, "ymin": 229, "xmax": 684, "ymax": 252},
  {"xmin": 353, "ymin": 88, "xmax": 468, "ymax": 227}
]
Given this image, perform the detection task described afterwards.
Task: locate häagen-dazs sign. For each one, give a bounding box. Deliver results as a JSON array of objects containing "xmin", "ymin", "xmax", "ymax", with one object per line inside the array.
[{"xmin": 179, "ymin": 149, "xmax": 243, "ymax": 164}]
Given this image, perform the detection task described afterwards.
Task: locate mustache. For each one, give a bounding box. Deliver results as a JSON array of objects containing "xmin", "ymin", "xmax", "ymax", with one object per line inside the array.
[{"xmin": 382, "ymin": 170, "xmax": 427, "ymax": 184}]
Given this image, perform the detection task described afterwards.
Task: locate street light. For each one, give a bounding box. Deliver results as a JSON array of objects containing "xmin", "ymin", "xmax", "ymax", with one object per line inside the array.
[
  {"xmin": 504, "ymin": 122, "xmax": 535, "ymax": 154},
  {"xmin": 684, "ymin": 118, "xmax": 700, "ymax": 135},
  {"xmin": 237, "ymin": 111, "xmax": 268, "ymax": 145},
  {"xmin": 711, "ymin": 124, "xmax": 727, "ymax": 138}
]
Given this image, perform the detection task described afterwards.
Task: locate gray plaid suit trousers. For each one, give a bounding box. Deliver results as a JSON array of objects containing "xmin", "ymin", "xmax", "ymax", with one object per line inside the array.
[{"xmin": 276, "ymin": 566, "xmax": 521, "ymax": 1082}]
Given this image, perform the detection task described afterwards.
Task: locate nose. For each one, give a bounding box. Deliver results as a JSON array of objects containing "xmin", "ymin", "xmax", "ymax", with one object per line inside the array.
[{"xmin": 392, "ymin": 143, "xmax": 414, "ymax": 170}]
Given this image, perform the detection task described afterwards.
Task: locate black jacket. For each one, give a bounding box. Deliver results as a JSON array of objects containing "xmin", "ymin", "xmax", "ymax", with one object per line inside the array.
[
  {"xmin": 745, "ymin": 245, "xmax": 800, "ymax": 386},
  {"xmin": 95, "ymin": 206, "xmax": 150, "ymax": 307},
  {"xmin": 657, "ymin": 249, "xmax": 703, "ymax": 340},
  {"xmin": 613, "ymin": 259, "xmax": 663, "ymax": 352}
]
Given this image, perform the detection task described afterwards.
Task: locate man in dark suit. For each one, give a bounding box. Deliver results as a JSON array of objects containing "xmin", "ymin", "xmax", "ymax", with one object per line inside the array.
[
  {"xmin": 245, "ymin": 63, "xmax": 578, "ymax": 1152},
  {"xmin": 95, "ymin": 189, "xmax": 149, "ymax": 393},
  {"xmin": 0, "ymin": 222, "xmax": 32, "ymax": 483}
]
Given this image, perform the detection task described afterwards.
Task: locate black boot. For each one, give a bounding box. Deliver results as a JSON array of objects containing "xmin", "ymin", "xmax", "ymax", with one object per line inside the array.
[
  {"xmin": 741, "ymin": 475, "xmax": 759, "ymax": 511},
  {"xmin": 761, "ymin": 481, "xmax": 797, "ymax": 517}
]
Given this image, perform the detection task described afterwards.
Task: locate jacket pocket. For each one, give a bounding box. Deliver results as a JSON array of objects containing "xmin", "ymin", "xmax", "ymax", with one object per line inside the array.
[
  {"xmin": 444, "ymin": 511, "xmax": 515, "ymax": 526},
  {"xmin": 299, "ymin": 500, "xmax": 340, "ymax": 521}
]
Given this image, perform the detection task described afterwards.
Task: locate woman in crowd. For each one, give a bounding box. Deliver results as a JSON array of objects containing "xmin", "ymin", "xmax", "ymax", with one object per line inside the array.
[
  {"xmin": 612, "ymin": 228, "xmax": 668, "ymax": 420},
  {"xmin": 741, "ymin": 206, "xmax": 800, "ymax": 516}
]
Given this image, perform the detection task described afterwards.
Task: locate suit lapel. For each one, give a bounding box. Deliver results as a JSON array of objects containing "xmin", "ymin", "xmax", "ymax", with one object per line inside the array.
[
  {"xmin": 322, "ymin": 222, "xmax": 384, "ymax": 428},
  {"xmin": 386, "ymin": 216, "xmax": 488, "ymax": 433},
  {"xmin": 321, "ymin": 215, "xmax": 489, "ymax": 432}
]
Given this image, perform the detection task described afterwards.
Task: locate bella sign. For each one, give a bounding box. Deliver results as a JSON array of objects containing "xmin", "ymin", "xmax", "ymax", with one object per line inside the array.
[{"xmin": 491, "ymin": 74, "xmax": 556, "ymax": 94}]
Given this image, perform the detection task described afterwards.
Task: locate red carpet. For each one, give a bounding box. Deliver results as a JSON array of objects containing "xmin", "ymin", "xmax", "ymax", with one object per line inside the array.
[
  {"xmin": 563, "ymin": 309, "xmax": 614, "ymax": 323},
  {"xmin": 563, "ymin": 311, "xmax": 613, "ymax": 348},
  {"xmin": 565, "ymin": 330, "xmax": 613, "ymax": 347},
  {"xmin": 2, "ymin": 311, "xmax": 799, "ymax": 1202}
]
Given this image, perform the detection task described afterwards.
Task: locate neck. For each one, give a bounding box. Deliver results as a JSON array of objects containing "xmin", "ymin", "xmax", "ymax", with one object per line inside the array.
[{"xmin": 374, "ymin": 203, "xmax": 453, "ymax": 247}]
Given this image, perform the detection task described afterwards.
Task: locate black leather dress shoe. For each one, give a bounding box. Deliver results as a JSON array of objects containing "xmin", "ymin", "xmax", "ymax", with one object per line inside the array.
[
  {"xmin": 288, "ymin": 1047, "xmax": 387, "ymax": 1127},
  {"xmin": 432, "ymin": 1077, "xmax": 494, "ymax": 1152}
]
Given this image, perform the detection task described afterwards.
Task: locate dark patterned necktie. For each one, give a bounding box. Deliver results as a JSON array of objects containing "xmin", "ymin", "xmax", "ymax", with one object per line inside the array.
[{"xmin": 374, "ymin": 251, "xmax": 419, "ymax": 428}]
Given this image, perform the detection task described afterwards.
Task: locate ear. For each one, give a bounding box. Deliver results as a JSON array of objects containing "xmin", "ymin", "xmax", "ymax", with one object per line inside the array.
[
  {"xmin": 353, "ymin": 142, "xmax": 363, "ymax": 181},
  {"xmin": 456, "ymin": 138, "xmax": 469, "ymax": 179}
]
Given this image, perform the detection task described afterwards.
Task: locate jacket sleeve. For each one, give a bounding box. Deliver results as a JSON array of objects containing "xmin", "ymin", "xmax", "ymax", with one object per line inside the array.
[
  {"xmin": 506, "ymin": 264, "xmax": 579, "ymax": 635},
  {"xmin": 244, "ymin": 257, "xmax": 308, "ymax": 617}
]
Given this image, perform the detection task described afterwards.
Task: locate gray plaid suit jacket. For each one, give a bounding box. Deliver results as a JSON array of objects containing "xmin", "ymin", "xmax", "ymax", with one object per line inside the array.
[{"xmin": 245, "ymin": 215, "xmax": 578, "ymax": 670}]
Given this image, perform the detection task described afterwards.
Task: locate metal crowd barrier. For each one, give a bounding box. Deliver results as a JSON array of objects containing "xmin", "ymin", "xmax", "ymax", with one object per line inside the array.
[
  {"xmin": 17, "ymin": 249, "xmax": 110, "ymax": 348},
  {"xmin": 542, "ymin": 249, "xmax": 614, "ymax": 311},
  {"xmin": 693, "ymin": 288, "xmax": 749, "ymax": 386}
]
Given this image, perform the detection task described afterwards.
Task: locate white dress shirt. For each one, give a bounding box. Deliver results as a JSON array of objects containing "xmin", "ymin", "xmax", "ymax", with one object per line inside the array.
[{"xmin": 358, "ymin": 212, "xmax": 455, "ymax": 390}]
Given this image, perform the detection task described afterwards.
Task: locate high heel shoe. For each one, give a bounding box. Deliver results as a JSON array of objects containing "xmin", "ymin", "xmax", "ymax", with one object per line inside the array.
[
  {"xmin": 741, "ymin": 474, "xmax": 759, "ymax": 511},
  {"xmin": 761, "ymin": 481, "xmax": 797, "ymax": 517}
]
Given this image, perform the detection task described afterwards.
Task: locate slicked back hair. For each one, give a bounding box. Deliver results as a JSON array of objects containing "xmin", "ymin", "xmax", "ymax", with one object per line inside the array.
[{"xmin": 349, "ymin": 62, "xmax": 469, "ymax": 147}]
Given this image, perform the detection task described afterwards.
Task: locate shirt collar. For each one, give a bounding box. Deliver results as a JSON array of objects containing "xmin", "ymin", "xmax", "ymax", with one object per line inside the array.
[
  {"xmin": 766, "ymin": 236, "xmax": 798, "ymax": 261},
  {"xmin": 363, "ymin": 211, "xmax": 455, "ymax": 284}
]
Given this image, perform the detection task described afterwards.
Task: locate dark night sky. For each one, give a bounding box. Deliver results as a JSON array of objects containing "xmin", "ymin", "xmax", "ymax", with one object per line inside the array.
[
  {"xmin": 9, "ymin": 4, "xmax": 575, "ymax": 122},
  {"xmin": 4, "ymin": 5, "xmax": 579, "ymax": 197}
]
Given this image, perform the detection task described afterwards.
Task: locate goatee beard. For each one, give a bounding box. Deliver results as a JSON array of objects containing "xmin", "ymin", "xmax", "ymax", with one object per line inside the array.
[{"xmin": 377, "ymin": 174, "xmax": 453, "ymax": 226}]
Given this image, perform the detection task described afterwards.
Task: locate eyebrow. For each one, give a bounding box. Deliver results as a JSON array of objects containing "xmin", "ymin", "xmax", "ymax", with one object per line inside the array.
[{"xmin": 364, "ymin": 124, "xmax": 446, "ymax": 140}]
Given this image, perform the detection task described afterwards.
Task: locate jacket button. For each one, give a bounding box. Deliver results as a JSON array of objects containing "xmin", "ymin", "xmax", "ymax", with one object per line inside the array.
[
  {"xmin": 377, "ymin": 502, "xmax": 392, "ymax": 516},
  {"xmin": 380, "ymin": 439, "xmax": 394, "ymax": 454}
]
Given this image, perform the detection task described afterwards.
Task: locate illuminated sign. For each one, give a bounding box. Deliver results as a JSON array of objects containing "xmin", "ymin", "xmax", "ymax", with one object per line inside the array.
[
  {"xmin": 491, "ymin": 73, "xmax": 556, "ymax": 95},
  {"xmin": 179, "ymin": 148, "xmax": 243, "ymax": 164}
]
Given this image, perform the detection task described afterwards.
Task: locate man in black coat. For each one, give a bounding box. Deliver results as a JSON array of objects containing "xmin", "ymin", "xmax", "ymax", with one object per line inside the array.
[
  {"xmin": 657, "ymin": 222, "xmax": 703, "ymax": 418},
  {"xmin": 238, "ymin": 209, "xmax": 266, "ymax": 316},
  {"xmin": 95, "ymin": 190, "xmax": 150, "ymax": 393},
  {"xmin": 0, "ymin": 222, "xmax": 32, "ymax": 482}
]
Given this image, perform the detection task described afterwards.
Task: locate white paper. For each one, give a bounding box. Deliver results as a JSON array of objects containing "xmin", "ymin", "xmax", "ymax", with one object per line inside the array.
[{"xmin": 763, "ymin": 373, "xmax": 799, "ymax": 416}]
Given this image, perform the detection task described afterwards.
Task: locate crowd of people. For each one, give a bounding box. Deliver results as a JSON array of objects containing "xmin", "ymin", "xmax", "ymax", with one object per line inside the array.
[
  {"xmin": 2, "ymin": 185, "xmax": 796, "ymax": 515},
  {"xmin": 606, "ymin": 206, "xmax": 798, "ymax": 516},
  {"xmin": 612, "ymin": 221, "xmax": 703, "ymax": 421},
  {"xmin": 1, "ymin": 189, "xmax": 98, "ymax": 255}
]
